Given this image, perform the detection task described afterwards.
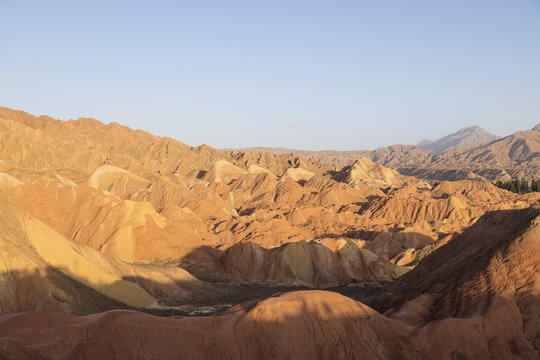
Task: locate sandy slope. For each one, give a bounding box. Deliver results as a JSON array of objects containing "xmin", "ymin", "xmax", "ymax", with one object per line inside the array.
[{"xmin": 1, "ymin": 206, "xmax": 539, "ymax": 359}]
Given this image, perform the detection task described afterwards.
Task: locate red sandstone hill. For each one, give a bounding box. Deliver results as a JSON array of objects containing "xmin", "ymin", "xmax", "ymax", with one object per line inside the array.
[
  {"xmin": 0, "ymin": 106, "xmax": 539, "ymax": 359},
  {"xmin": 1, "ymin": 207, "xmax": 538, "ymax": 359}
]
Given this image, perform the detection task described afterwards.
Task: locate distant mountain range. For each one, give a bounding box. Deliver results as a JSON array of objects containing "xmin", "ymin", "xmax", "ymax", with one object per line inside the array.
[
  {"xmin": 417, "ymin": 126, "xmax": 499, "ymax": 154},
  {"xmin": 3, "ymin": 104, "xmax": 537, "ymax": 182},
  {"xmin": 234, "ymin": 125, "xmax": 540, "ymax": 181}
]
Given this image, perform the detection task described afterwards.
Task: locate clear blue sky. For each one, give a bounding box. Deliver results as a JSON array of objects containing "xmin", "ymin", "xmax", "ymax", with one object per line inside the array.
[{"xmin": 1, "ymin": 1, "xmax": 539, "ymax": 150}]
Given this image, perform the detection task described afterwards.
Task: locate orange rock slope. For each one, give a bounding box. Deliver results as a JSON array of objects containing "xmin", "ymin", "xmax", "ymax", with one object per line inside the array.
[
  {"xmin": 0, "ymin": 107, "xmax": 539, "ymax": 359},
  {"xmin": 1, "ymin": 206, "xmax": 538, "ymax": 359},
  {"xmin": 0, "ymin": 107, "xmax": 537, "ymax": 289}
]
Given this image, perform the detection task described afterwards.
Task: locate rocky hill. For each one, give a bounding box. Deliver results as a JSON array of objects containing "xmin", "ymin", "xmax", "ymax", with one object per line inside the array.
[
  {"xmin": 417, "ymin": 125, "xmax": 499, "ymax": 154},
  {"xmin": 0, "ymin": 107, "xmax": 333, "ymax": 179},
  {"xmin": 2, "ymin": 206, "xmax": 538, "ymax": 359},
  {"xmin": 0, "ymin": 106, "xmax": 539, "ymax": 359},
  {"xmin": 237, "ymin": 125, "xmax": 540, "ymax": 181}
]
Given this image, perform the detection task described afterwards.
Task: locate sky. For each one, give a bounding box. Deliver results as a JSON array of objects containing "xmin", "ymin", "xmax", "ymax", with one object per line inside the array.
[{"xmin": 1, "ymin": 0, "xmax": 539, "ymax": 150}]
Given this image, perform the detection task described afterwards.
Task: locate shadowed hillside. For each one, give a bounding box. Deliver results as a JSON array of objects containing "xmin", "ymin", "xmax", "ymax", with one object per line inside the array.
[{"xmin": 0, "ymin": 107, "xmax": 539, "ymax": 360}]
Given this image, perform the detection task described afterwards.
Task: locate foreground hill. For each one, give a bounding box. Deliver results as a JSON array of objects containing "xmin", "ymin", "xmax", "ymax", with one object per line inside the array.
[
  {"xmin": 0, "ymin": 106, "xmax": 539, "ymax": 359},
  {"xmin": 0, "ymin": 191, "xmax": 211, "ymax": 315},
  {"xmin": 372, "ymin": 205, "xmax": 540, "ymax": 358},
  {"xmin": 1, "ymin": 206, "xmax": 538, "ymax": 359}
]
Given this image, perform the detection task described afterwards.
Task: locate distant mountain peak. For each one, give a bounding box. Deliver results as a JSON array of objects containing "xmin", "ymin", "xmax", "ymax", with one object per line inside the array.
[{"xmin": 417, "ymin": 126, "xmax": 499, "ymax": 155}]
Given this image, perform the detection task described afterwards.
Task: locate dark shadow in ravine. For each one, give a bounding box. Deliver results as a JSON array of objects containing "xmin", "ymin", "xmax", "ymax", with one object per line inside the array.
[
  {"xmin": 313, "ymin": 229, "xmax": 439, "ymax": 243},
  {"xmin": 0, "ymin": 267, "xmax": 135, "ymax": 316},
  {"xmin": 369, "ymin": 207, "xmax": 540, "ymax": 319},
  {"xmin": 1, "ymin": 206, "xmax": 539, "ymax": 359},
  {"xmin": 0, "ymin": 265, "xmax": 383, "ymax": 319}
]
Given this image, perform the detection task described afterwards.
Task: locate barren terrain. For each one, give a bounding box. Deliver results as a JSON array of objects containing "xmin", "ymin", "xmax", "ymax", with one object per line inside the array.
[{"xmin": 0, "ymin": 107, "xmax": 538, "ymax": 359}]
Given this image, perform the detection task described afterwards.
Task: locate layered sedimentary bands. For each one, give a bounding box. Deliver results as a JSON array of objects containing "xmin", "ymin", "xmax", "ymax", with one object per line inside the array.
[{"xmin": 0, "ymin": 107, "xmax": 538, "ymax": 359}]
